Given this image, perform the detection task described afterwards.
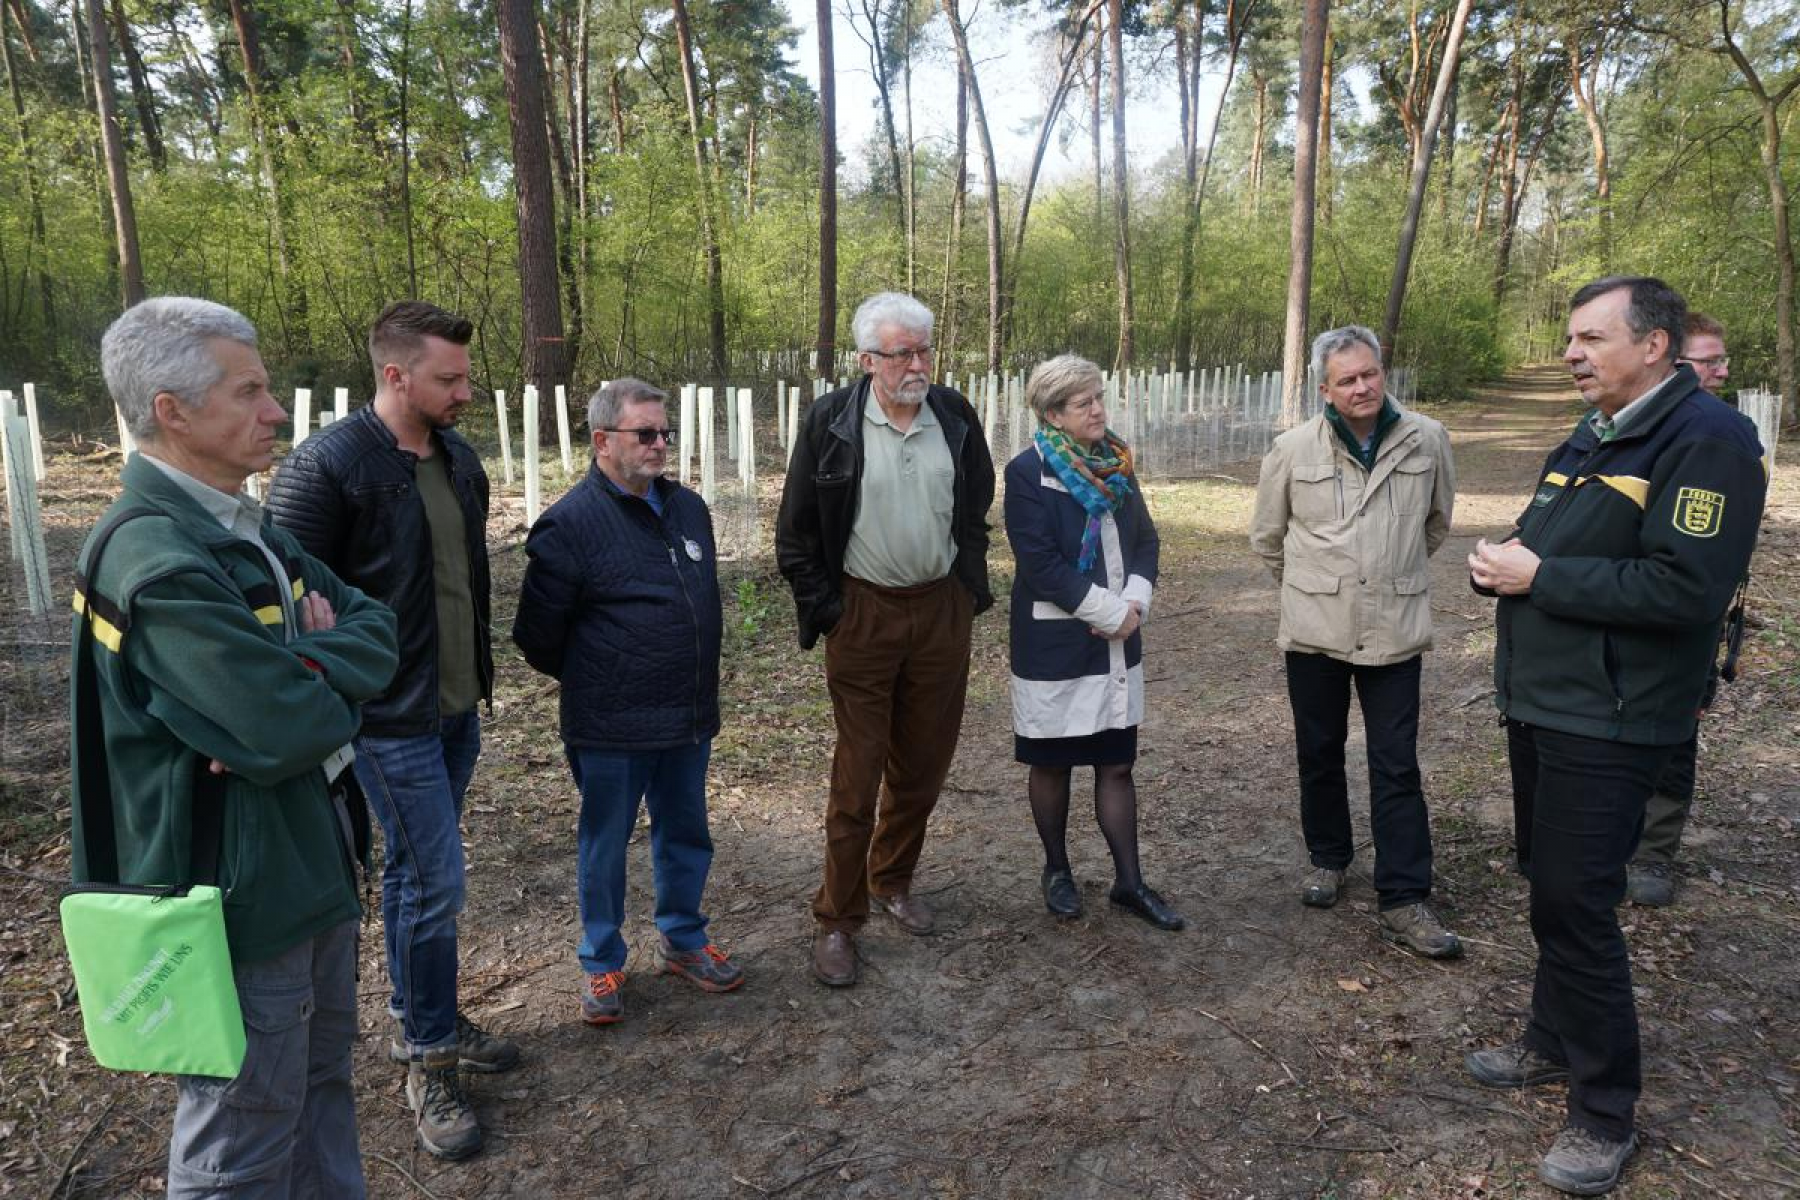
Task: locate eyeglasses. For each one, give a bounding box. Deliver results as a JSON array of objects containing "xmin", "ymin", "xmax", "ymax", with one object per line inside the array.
[
  {"xmin": 1057, "ymin": 395, "xmax": 1104, "ymax": 415},
  {"xmin": 601, "ymin": 427, "xmax": 676, "ymax": 446},
  {"xmin": 1681, "ymin": 356, "xmax": 1729, "ymax": 369},
  {"xmin": 866, "ymin": 345, "xmax": 934, "ymax": 364}
]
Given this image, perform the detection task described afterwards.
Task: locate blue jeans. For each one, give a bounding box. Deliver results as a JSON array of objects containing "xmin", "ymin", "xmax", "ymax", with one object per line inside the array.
[
  {"xmin": 568, "ymin": 741, "xmax": 715, "ymax": 974},
  {"xmin": 169, "ymin": 918, "xmax": 365, "ymax": 1199},
  {"xmin": 353, "ymin": 710, "xmax": 481, "ymax": 1054}
]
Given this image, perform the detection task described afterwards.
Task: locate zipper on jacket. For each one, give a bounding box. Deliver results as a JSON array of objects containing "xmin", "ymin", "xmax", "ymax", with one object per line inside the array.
[
  {"xmin": 1601, "ymin": 629, "xmax": 1626, "ymax": 717},
  {"xmin": 659, "ymin": 512, "xmax": 706, "ymax": 740}
]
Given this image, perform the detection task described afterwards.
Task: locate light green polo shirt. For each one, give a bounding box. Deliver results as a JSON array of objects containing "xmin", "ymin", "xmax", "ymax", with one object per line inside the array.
[{"xmin": 843, "ymin": 392, "xmax": 958, "ymax": 587}]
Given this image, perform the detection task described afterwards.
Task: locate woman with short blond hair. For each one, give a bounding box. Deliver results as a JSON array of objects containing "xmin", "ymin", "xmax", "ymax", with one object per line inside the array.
[{"xmin": 1002, "ymin": 354, "xmax": 1182, "ymax": 930}]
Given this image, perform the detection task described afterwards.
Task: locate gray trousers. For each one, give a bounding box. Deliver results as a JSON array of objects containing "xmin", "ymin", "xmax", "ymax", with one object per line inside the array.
[
  {"xmin": 168, "ymin": 917, "xmax": 366, "ymax": 1199},
  {"xmin": 1635, "ymin": 733, "xmax": 1699, "ymax": 866}
]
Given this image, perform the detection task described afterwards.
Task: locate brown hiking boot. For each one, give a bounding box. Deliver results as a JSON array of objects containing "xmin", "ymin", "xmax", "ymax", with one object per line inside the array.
[
  {"xmin": 1378, "ymin": 902, "xmax": 1464, "ymax": 959},
  {"xmin": 406, "ymin": 1046, "xmax": 482, "ymax": 1160},
  {"xmin": 1300, "ymin": 867, "xmax": 1346, "ymax": 908}
]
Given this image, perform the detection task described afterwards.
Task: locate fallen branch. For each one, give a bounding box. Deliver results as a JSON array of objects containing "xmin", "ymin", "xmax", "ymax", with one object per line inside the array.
[
  {"xmin": 51, "ymin": 1096, "xmax": 119, "ymax": 1200},
  {"xmin": 1194, "ymin": 1006, "xmax": 1300, "ymax": 1087},
  {"xmin": 367, "ymin": 1151, "xmax": 446, "ymax": 1199}
]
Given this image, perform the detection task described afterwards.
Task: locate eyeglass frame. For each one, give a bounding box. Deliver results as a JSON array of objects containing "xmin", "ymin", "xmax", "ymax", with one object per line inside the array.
[
  {"xmin": 599, "ymin": 426, "xmax": 677, "ymax": 446},
  {"xmin": 1679, "ymin": 355, "xmax": 1730, "ymax": 369},
  {"xmin": 864, "ymin": 345, "xmax": 935, "ymax": 364}
]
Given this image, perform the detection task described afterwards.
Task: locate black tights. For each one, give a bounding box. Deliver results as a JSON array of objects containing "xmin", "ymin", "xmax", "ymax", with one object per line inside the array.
[{"xmin": 1028, "ymin": 764, "xmax": 1141, "ymax": 891}]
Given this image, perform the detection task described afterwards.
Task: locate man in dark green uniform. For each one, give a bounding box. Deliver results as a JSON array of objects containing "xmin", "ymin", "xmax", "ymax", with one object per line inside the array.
[
  {"xmin": 1465, "ymin": 277, "xmax": 1765, "ymax": 1196},
  {"xmin": 75, "ymin": 297, "xmax": 397, "ymax": 1195}
]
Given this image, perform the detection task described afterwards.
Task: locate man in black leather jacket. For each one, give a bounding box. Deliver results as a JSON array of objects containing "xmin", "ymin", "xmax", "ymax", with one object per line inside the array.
[
  {"xmin": 268, "ymin": 301, "xmax": 517, "ymax": 1162},
  {"xmin": 775, "ymin": 292, "xmax": 994, "ymax": 987}
]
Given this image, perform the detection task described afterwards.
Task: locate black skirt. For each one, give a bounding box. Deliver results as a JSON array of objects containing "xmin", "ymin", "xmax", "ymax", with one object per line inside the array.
[{"xmin": 1014, "ymin": 725, "xmax": 1138, "ymax": 767}]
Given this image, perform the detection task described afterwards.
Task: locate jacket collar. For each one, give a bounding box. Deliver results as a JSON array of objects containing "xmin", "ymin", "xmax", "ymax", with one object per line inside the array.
[
  {"xmin": 829, "ymin": 376, "xmax": 967, "ymax": 449},
  {"xmin": 120, "ymin": 452, "xmax": 254, "ymax": 550},
  {"xmin": 1572, "ymin": 363, "xmax": 1698, "ymax": 450},
  {"xmin": 587, "ymin": 462, "xmax": 679, "ymax": 507}
]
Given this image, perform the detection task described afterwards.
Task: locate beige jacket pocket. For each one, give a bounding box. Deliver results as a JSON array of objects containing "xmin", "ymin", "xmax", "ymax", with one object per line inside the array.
[{"xmin": 1279, "ymin": 568, "xmax": 1355, "ymax": 654}]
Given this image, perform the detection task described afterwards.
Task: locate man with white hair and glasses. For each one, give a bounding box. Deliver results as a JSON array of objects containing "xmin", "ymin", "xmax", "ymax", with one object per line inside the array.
[{"xmin": 777, "ymin": 292, "xmax": 995, "ymax": 987}]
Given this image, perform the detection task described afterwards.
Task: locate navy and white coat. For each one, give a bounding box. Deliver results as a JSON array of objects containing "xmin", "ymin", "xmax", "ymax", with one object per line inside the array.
[{"xmin": 1003, "ymin": 444, "xmax": 1159, "ymax": 739}]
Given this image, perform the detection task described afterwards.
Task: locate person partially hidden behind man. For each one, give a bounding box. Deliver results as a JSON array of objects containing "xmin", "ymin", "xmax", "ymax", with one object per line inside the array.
[
  {"xmin": 74, "ymin": 297, "xmax": 398, "ymax": 1196},
  {"xmin": 1625, "ymin": 309, "xmax": 1738, "ymax": 908}
]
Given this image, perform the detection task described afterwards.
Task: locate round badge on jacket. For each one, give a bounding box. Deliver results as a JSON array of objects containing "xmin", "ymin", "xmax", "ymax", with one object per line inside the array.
[{"xmin": 684, "ymin": 537, "xmax": 703, "ymax": 562}]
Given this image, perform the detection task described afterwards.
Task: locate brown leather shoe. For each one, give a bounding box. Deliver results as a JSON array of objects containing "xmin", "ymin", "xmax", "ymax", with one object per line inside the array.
[
  {"xmin": 875, "ymin": 891, "xmax": 934, "ymax": 935},
  {"xmin": 812, "ymin": 930, "xmax": 857, "ymax": 987}
]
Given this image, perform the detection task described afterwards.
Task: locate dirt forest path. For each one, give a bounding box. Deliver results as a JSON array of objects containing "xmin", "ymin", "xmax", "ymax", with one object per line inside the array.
[{"xmin": 4, "ymin": 367, "xmax": 1798, "ymax": 1199}]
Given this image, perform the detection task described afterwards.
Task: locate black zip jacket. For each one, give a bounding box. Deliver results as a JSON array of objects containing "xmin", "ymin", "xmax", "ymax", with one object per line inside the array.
[
  {"xmin": 512, "ymin": 468, "xmax": 722, "ymax": 751},
  {"xmin": 1489, "ymin": 365, "xmax": 1764, "ymax": 744},
  {"xmin": 268, "ymin": 406, "xmax": 493, "ymax": 737},
  {"xmin": 775, "ymin": 378, "xmax": 996, "ymax": 649}
]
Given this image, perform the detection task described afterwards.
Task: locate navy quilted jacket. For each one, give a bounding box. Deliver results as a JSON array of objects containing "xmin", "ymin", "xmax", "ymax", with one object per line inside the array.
[{"xmin": 512, "ymin": 466, "xmax": 723, "ymax": 750}]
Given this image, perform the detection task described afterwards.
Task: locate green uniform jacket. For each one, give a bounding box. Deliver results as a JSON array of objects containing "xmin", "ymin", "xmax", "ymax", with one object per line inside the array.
[
  {"xmin": 71, "ymin": 455, "xmax": 399, "ymax": 963},
  {"xmin": 1489, "ymin": 366, "xmax": 1765, "ymax": 745}
]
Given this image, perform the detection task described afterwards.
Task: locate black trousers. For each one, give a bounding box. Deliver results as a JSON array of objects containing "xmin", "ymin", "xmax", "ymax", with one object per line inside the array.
[
  {"xmin": 1507, "ymin": 719, "xmax": 1675, "ymax": 1141},
  {"xmin": 1284, "ymin": 652, "xmax": 1432, "ymax": 910}
]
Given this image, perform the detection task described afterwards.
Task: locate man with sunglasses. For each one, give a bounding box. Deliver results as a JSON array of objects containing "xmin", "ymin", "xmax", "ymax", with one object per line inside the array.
[
  {"xmin": 514, "ymin": 378, "xmax": 742, "ymax": 1028},
  {"xmin": 777, "ymin": 292, "xmax": 995, "ymax": 987}
]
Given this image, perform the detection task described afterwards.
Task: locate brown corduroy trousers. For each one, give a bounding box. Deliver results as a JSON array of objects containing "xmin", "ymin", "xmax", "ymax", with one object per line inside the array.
[{"xmin": 812, "ymin": 574, "xmax": 974, "ymax": 932}]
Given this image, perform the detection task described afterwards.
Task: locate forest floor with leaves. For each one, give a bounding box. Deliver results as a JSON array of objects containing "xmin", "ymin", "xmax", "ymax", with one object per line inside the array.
[{"xmin": 2, "ymin": 366, "xmax": 1798, "ymax": 1199}]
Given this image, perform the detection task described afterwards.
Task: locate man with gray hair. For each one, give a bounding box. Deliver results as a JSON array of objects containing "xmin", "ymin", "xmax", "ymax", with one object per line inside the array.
[
  {"xmin": 514, "ymin": 378, "xmax": 742, "ymax": 1028},
  {"xmin": 1249, "ymin": 324, "xmax": 1462, "ymax": 958},
  {"xmin": 776, "ymin": 292, "xmax": 995, "ymax": 987},
  {"xmin": 72, "ymin": 297, "xmax": 397, "ymax": 1194}
]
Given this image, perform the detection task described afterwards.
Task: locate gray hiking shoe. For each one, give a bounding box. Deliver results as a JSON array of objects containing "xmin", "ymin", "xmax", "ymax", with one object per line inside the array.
[
  {"xmin": 1465, "ymin": 1038, "xmax": 1571, "ymax": 1088},
  {"xmin": 1539, "ymin": 1126, "xmax": 1637, "ymax": 1195},
  {"xmin": 1378, "ymin": 902, "xmax": 1464, "ymax": 958},
  {"xmin": 1627, "ymin": 862, "xmax": 1676, "ymax": 907},
  {"xmin": 1300, "ymin": 867, "xmax": 1346, "ymax": 908},
  {"xmin": 406, "ymin": 1047, "xmax": 482, "ymax": 1160},
  {"xmin": 388, "ymin": 1012, "xmax": 521, "ymax": 1073}
]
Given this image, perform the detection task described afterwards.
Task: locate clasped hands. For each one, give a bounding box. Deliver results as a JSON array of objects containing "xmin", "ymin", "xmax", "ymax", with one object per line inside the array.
[
  {"xmin": 1468, "ymin": 537, "xmax": 1540, "ymax": 596},
  {"xmin": 1089, "ymin": 601, "xmax": 1144, "ymax": 641}
]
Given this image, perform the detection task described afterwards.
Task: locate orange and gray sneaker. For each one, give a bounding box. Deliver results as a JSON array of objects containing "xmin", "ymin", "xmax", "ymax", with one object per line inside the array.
[
  {"xmin": 582, "ymin": 970, "xmax": 626, "ymax": 1025},
  {"xmin": 658, "ymin": 939, "xmax": 745, "ymax": 992}
]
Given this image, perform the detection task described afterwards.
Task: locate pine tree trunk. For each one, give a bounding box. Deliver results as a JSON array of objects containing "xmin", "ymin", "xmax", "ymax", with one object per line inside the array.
[
  {"xmin": 1280, "ymin": 0, "xmax": 1329, "ymax": 428},
  {"xmin": 83, "ymin": 0, "xmax": 143, "ymax": 306},
  {"xmin": 668, "ymin": 0, "xmax": 727, "ymax": 377},
  {"xmin": 1, "ymin": 0, "xmax": 54, "ymax": 327},
  {"xmin": 943, "ymin": 0, "xmax": 1001, "ymax": 369},
  {"xmin": 1380, "ymin": 0, "xmax": 1474, "ymax": 360},
  {"xmin": 108, "ymin": 0, "xmax": 163, "ymax": 169},
  {"xmin": 1107, "ymin": 0, "xmax": 1131, "ymax": 369},
  {"xmin": 814, "ymin": 0, "xmax": 836, "ymax": 376},
  {"xmin": 497, "ymin": 0, "xmax": 570, "ymax": 395}
]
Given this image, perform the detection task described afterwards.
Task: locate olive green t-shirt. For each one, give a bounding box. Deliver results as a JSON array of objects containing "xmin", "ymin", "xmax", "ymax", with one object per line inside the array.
[{"xmin": 416, "ymin": 451, "xmax": 481, "ymax": 715}]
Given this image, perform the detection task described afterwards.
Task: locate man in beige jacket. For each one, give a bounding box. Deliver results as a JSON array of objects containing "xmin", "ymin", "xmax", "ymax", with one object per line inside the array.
[{"xmin": 1250, "ymin": 325, "xmax": 1462, "ymax": 958}]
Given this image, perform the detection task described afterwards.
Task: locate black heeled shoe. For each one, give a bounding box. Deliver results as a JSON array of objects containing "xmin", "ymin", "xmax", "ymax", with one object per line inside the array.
[
  {"xmin": 1109, "ymin": 882, "xmax": 1184, "ymax": 931},
  {"xmin": 1042, "ymin": 867, "xmax": 1082, "ymax": 919}
]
